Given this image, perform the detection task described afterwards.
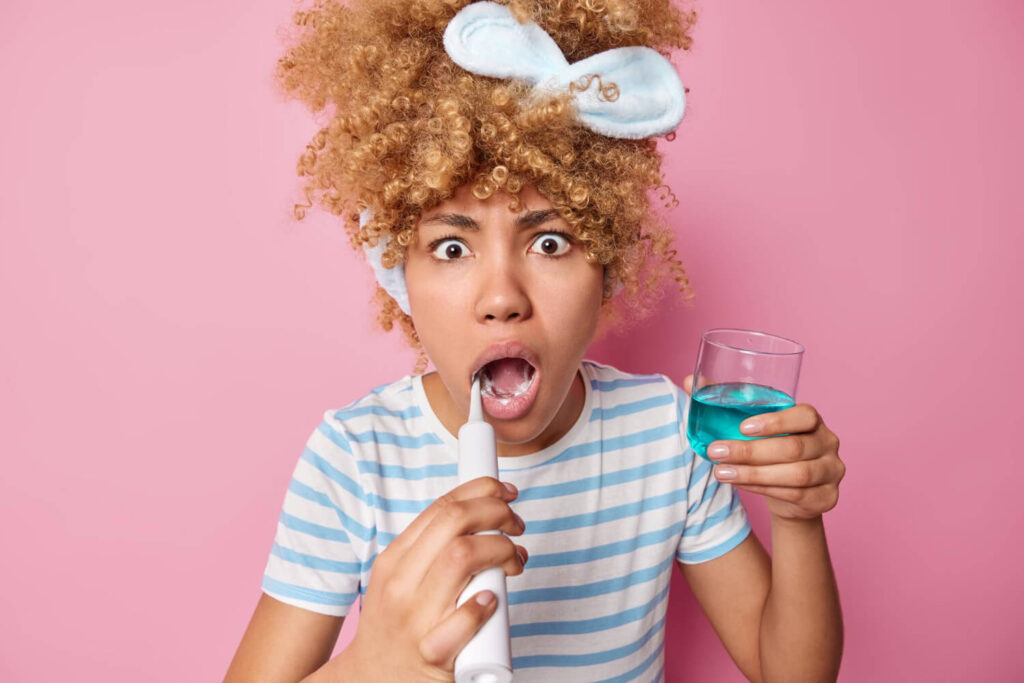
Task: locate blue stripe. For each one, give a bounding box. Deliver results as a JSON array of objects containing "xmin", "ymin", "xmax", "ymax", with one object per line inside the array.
[
  {"xmin": 334, "ymin": 404, "xmax": 423, "ymax": 420},
  {"xmin": 366, "ymin": 381, "xmax": 411, "ymax": 394},
  {"xmin": 677, "ymin": 520, "xmax": 751, "ymax": 563},
  {"xmin": 688, "ymin": 474, "xmax": 720, "ymax": 516},
  {"xmin": 301, "ymin": 448, "xmax": 433, "ymax": 515},
  {"xmin": 279, "ymin": 511, "xmax": 349, "ymax": 543},
  {"xmin": 590, "ymin": 376, "xmax": 664, "ymax": 392},
  {"xmin": 508, "ymin": 556, "xmax": 674, "ymax": 605},
  {"xmin": 517, "ymin": 452, "xmax": 691, "ymax": 503},
  {"xmin": 687, "ymin": 457, "xmax": 712, "ymax": 493},
  {"xmin": 325, "ymin": 449, "xmax": 687, "ymax": 515},
  {"xmin": 346, "ymin": 429, "xmax": 445, "ymax": 449},
  {"xmin": 525, "ymin": 520, "xmax": 684, "ymax": 568},
  {"xmin": 513, "ymin": 614, "xmax": 666, "ymax": 669},
  {"xmin": 510, "ymin": 580, "xmax": 670, "ymax": 637},
  {"xmin": 376, "ymin": 497, "xmax": 431, "ymax": 515},
  {"xmin": 526, "ymin": 422, "xmax": 679, "ymax": 470},
  {"xmin": 316, "ymin": 420, "xmax": 354, "ymax": 454},
  {"xmin": 300, "ymin": 448, "xmax": 369, "ymax": 506},
  {"xmin": 366, "ymin": 500, "xmax": 742, "ymax": 574},
  {"xmin": 271, "ymin": 541, "xmax": 361, "ymax": 574},
  {"xmin": 356, "ymin": 461, "xmax": 457, "ymax": 480},
  {"xmin": 682, "ymin": 495, "xmax": 740, "ymax": 537},
  {"xmin": 287, "ymin": 477, "xmax": 375, "ymax": 542},
  {"xmin": 306, "ymin": 449, "xmax": 691, "ymax": 519},
  {"xmin": 346, "ymin": 423, "xmax": 683, "ymax": 488},
  {"xmin": 523, "ymin": 488, "xmax": 686, "ymax": 535},
  {"xmin": 595, "ymin": 637, "xmax": 664, "ymax": 683},
  {"xmin": 590, "ymin": 394, "xmax": 674, "ymax": 422},
  {"xmin": 261, "ymin": 575, "xmax": 358, "ymax": 608},
  {"xmin": 318, "ymin": 418, "xmax": 444, "ymax": 452}
]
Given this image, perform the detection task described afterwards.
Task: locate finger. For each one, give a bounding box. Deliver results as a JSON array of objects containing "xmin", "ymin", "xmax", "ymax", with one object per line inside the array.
[
  {"xmin": 713, "ymin": 458, "xmax": 833, "ymax": 488},
  {"xmin": 731, "ymin": 483, "xmax": 810, "ymax": 502},
  {"xmin": 419, "ymin": 535, "xmax": 527, "ymax": 615},
  {"xmin": 738, "ymin": 402, "xmax": 821, "ymax": 438},
  {"xmin": 383, "ymin": 476, "xmax": 517, "ymax": 562},
  {"xmin": 732, "ymin": 483, "xmax": 840, "ymax": 512},
  {"xmin": 418, "ymin": 589, "xmax": 500, "ymax": 670},
  {"xmin": 707, "ymin": 433, "xmax": 824, "ymax": 466},
  {"xmin": 400, "ymin": 495, "xmax": 526, "ymax": 586}
]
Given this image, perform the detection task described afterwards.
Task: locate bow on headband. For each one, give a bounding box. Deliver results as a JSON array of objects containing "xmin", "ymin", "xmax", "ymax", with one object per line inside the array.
[
  {"xmin": 364, "ymin": 1, "xmax": 687, "ymax": 313},
  {"xmin": 443, "ymin": 1, "xmax": 687, "ymax": 139}
]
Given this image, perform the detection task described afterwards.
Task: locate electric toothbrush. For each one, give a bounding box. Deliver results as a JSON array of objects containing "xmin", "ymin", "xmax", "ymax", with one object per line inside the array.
[{"xmin": 454, "ymin": 375, "xmax": 514, "ymax": 683}]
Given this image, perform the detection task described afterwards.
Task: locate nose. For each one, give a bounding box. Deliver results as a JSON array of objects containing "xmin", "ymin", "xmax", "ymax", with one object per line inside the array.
[{"xmin": 474, "ymin": 256, "xmax": 532, "ymax": 323}]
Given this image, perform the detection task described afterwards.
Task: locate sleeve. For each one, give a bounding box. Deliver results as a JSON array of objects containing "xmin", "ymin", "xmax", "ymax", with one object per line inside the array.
[
  {"xmin": 261, "ymin": 410, "xmax": 373, "ymax": 617},
  {"xmin": 670, "ymin": 381, "xmax": 752, "ymax": 564}
]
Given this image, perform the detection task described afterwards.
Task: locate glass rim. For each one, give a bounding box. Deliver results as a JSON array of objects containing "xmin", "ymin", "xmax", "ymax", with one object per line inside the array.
[{"xmin": 701, "ymin": 327, "xmax": 805, "ymax": 356}]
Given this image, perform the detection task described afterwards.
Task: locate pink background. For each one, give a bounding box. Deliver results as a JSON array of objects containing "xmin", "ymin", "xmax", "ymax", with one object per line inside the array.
[{"xmin": 1, "ymin": 0, "xmax": 1021, "ymax": 680}]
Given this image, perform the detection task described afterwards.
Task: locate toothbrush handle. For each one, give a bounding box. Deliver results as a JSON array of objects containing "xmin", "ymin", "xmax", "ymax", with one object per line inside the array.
[
  {"xmin": 455, "ymin": 564, "xmax": 511, "ymax": 683},
  {"xmin": 455, "ymin": 421, "xmax": 513, "ymax": 683}
]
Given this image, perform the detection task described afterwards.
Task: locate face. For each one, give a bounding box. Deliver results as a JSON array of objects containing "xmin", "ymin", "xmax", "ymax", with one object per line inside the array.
[{"xmin": 404, "ymin": 183, "xmax": 604, "ymax": 452}]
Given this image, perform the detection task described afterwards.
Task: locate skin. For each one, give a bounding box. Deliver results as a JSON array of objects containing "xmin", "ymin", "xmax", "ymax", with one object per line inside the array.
[{"xmin": 224, "ymin": 183, "xmax": 846, "ymax": 682}]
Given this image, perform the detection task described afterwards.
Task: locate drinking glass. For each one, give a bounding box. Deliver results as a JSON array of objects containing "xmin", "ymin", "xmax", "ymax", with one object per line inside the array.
[{"xmin": 686, "ymin": 328, "xmax": 804, "ymax": 461}]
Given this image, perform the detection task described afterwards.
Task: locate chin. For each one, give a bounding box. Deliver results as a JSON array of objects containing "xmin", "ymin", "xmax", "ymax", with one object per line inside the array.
[
  {"xmin": 489, "ymin": 417, "xmax": 544, "ymax": 444},
  {"xmin": 490, "ymin": 413, "xmax": 552, "ymax": 446}
]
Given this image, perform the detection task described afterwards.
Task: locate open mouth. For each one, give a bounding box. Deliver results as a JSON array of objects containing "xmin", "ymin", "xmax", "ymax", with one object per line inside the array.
[
  {"xmin": 474, "ymin": 357, "xmax": 540, "ymax": 420},
  {"xmin": 479, "ymin": 357, "xmax": 536, "ymax": 400}
]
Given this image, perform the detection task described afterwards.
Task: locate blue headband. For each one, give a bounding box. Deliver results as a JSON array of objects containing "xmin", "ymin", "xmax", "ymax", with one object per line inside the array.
[
  {"xmin": 363, "ymin": 1, "xmax": 688, "ymax": 315},
  {"xmin": 361, "ymin": 210, "xmax": 412, "ymax": 315}
]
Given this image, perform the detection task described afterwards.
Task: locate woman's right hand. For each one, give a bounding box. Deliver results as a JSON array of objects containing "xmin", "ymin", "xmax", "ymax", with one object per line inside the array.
[{"xmin": 314, "ymin": 476, "xmax": 528, "ymax": 682}]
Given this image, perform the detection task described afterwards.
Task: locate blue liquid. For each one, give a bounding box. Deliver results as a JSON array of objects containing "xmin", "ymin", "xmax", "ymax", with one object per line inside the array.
[{"xmin": 686, "ymin": 382, "xmax": 795, "ymax": 460}]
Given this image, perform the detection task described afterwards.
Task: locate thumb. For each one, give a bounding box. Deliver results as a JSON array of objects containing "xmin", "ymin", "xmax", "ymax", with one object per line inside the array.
[
  {"xmin": 682, "ymin": 374, "xmax": 694, "ymax": 396},
  {"xmin": 419, "ymin": 590, "xmax": 499, "ymax": 671}
]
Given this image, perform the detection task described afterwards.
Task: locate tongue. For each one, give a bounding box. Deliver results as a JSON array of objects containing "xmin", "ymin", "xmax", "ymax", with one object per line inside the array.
[{"xmin": 485, "ymin": 358, "xmax": 533, "ymax": 395}]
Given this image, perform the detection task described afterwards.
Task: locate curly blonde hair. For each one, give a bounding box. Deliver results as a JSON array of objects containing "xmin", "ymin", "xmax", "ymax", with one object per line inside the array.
[{"xmin": 276, "ymin": 0, "xmax": 698, "ymax": 372}]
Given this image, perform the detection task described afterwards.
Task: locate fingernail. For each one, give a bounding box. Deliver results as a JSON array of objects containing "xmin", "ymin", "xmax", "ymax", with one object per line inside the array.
[
  {"xmin": 502, "ymin": 481, "xmax": 518, "ymax": 497},
  {"xmin": 516, "ymin": 548, "xmax": 527, "ymax": 566},
  {"xmin": 476, "ymin": 590, "xmax": 495, "ymax": 606},
  {"xmin": 707, "ymin": 443, "xmax": 730, "ymax": 460},
  {"xmin": 740, "ymin": 419, "xmax": 762, "ymax": 435},
  {"xmin": 715, "ymin": 466, "xmax": 737, "ymax": 480}
]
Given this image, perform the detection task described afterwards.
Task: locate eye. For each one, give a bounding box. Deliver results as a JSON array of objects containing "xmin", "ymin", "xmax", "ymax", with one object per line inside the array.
[
  {"xmin": 431, "ymin": 238, "xmax": 471, "ymax": 261},
  {"xmin": 529, "ymin": 232, "xmax": 572, "ymax": 257}
]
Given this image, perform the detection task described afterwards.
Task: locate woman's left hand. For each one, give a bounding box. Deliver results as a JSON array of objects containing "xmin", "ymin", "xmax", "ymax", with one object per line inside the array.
[{"xmin": 684, "ymin": 375, "xmax": 846, "ymax": 521}]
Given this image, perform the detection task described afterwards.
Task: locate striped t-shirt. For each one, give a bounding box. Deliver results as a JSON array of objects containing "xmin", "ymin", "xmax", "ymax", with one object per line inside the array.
[{"xmin": 262, "ymin": 359, "xmax": 751, "ymax": 681}]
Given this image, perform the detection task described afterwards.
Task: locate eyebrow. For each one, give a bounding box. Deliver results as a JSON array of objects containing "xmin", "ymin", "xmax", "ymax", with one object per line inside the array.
[{"xmin": 421, "ymin": 208, "xmax": 560, "ymax": 231}]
